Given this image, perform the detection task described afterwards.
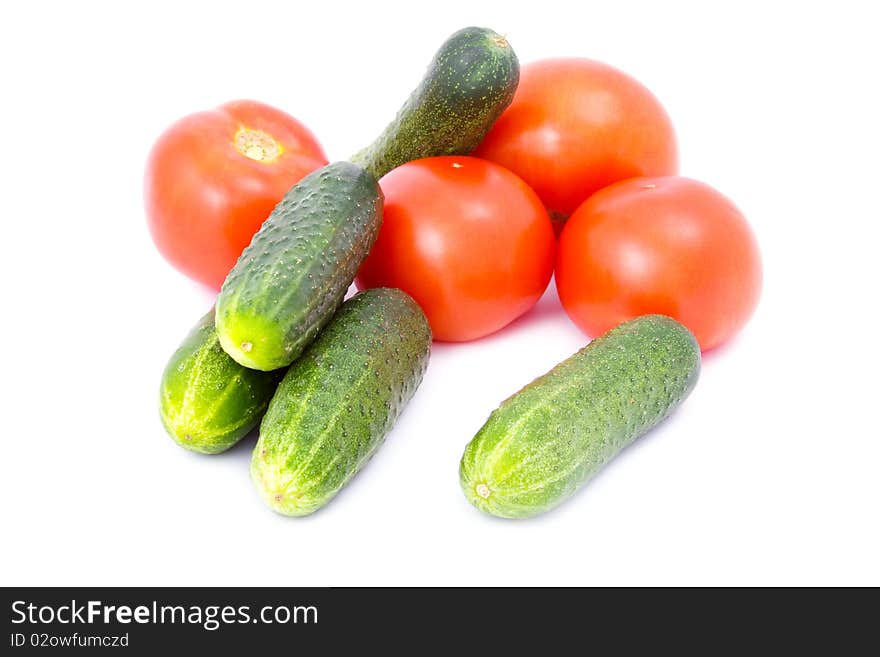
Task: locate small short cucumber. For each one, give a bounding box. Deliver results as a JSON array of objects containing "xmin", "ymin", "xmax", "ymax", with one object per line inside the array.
[
  {"xmin": 215, "ymin": 162, "xmax": 382, "ymax": 371},
  {"xmin": 460, "ymin": 315, "xmax": 700, "ymax": 519},
  {"xmin": 251, "ymin": 288, "xmax": 431, "ymax": 516},
  {"xmin": 351, "ymin": 26, "xmax": 519, "ymax": 180},
  {"xmin": 159, "ymin": 310, "xmax": 284, "ymax": 454}
]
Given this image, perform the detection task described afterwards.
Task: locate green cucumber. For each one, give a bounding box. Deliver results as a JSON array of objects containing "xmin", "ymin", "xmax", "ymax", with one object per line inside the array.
[
  {"xmin": 159, "ymin": 310, "xmax": 284, "ymax": 454},
  {"xmin": 215, "ymin": 162, "xmax": 382, "ymax": 371},
  {"xmin": 216, "ymin": 26, "xmax": 517, "ymax": 371},
  {"xmin": 251, "ymin": 288, "xmax": 431, "ymax": 516},
  {"xmin": 459, "ymin": 315, "xmax": 700, "ymax": 519},
  {"xmin": 351, "ymin": 26, "xmax": 519, "ymax": 180}
]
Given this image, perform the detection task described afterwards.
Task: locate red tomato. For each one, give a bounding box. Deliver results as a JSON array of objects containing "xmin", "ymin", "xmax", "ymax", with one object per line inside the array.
[
  {"xmin": 556, "ymin": 177, "xmax": 761, "ymax": 351},
  {"xmin": 145, "ymin": 100, "xmax": 327, "ymax": 289},
  {"xmin": 356, "ymin": 156, "xmax": 555, "ymax": 342},
  {"xmin": 475, "ymin": 58, "xmax": 678, "ymax": 228}
]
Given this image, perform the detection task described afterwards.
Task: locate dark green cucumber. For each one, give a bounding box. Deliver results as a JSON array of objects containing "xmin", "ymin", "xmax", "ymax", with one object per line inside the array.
[
  {"xmin": 216, "ymin": 27, "xmax": 517, "ymax": 372},
  {"xmin": 350, "ymin": 26, "xmax": 519, "ymax": 180},
  {"xmin": 215, "ymin": 162, "xmax": 382, "ymax": 371},
  {"xmin": 251, "ymin": 288, "xmax": 431, "ymax": 516},
  {"xmin": 159, "ymin": 310, "xmax": 284, "ymax": 454},
  {"xmin": 460, "ymin": 315, "xmax": 700, "ymax": 519}
]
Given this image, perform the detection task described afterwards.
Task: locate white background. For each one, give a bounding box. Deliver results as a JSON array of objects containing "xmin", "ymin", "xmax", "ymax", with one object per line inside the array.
[{"xmin": 2, "ymin": 0, "xmax": 878, "ymax": 586}]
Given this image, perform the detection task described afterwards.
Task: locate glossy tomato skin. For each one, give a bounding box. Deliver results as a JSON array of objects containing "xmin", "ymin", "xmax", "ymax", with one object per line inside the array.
[
  {"xmin": 145, "ymin": 100, "xmax": 327, "ymax": 289},
  {"xmin": 556, "ymin": 177, "xmax": 762, "ymax": 351},
  {"xmin": 475, "ymin": 58, "xmax": 678, "ymax": 225},
  {"xmin": 356, "ymin": 156, "xmax": 555, "ymax": 342}
]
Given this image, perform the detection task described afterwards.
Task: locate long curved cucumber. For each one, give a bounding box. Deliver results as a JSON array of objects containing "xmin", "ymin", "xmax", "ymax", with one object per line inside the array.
[
  {"xmin": 460, "ymin": 315, "xmax": 700, "ymax": 518},
  {"xmin": 216, "ymin": 26, "xmax": 518, "ymax": 371}
]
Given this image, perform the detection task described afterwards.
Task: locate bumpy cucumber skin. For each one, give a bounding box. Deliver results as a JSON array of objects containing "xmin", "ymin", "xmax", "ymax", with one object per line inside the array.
[
  {"xmin": 159, "ymin": 310, "xmax": 284, "ymax": 454},
  {"xmin": 350, "ymin": 26, "xmax": 519, "ymax": 180},
  {"xmin": 460, "ymin": 315, "xmax": 700, "ymax": 519},
  {"xmin": 251, "ymin": 289, "xmax": 431, "ymax": 516},
  {"xmin": 215, "ymin": 162, "xmax": 383, "ymax": 371}
]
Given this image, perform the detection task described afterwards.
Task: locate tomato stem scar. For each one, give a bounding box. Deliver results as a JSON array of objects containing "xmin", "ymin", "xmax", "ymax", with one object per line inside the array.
[{"xmin": 234, "ymin": 127, "xmax": 282, "ymax": 162}]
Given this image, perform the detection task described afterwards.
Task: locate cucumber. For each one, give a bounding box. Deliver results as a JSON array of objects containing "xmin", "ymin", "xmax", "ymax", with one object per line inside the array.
[
  {"xmin": 251, "ymin": 288, "xmax": 431, "ymax": 516},
  {"xmin": 351, "ymin": 26, "xmax": 519, "ymax": 180},
  {"xmin": 216, "ymin": 27, "xmax": 517, "ymax": 371},
  {"xmin": 215, "ymin": 162, "xmax": 383, "ymax": 371},
  {"xmin": 159, "ymin": 310, "xmax": 284, "ymax": 454},
  {"xmin": 459, "ymin": 315, "xmax": 700, "ymax": 519}
]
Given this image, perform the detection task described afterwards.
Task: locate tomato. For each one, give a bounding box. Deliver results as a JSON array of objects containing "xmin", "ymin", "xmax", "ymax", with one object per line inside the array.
[
  {"xmin": 356, "ymin": 156, "xmax": 555, "ymax": 342},
  {"xmin": 475, "ymin": 58, "xmax": 678, "ymax": 228},
  {"xmin": 556, "ymin": 176, "xmax": 761, "ymax": 351},
  {"xmin": 145, "ymin": 99, "xmax": 327, "ymax": 289}
]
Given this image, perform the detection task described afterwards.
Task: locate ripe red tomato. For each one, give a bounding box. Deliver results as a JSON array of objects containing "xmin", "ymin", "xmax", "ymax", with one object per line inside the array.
[
  {"xmin": 556, "ymin": 177, "xmax": 761, "ymax": 351},
  {"xmin": 356, "ymin": 156, "xmax": 555, "ymax": 342},
  {"xmin": 145, "ymin": 100, "xmax": 327, "ymax": 289},
  {"xmin": 475, "ymin": 58, "xmax": 678, "ymax": 228}
]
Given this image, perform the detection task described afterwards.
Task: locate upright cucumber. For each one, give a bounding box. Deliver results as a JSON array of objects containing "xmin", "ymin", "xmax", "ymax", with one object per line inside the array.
[
  {"xmin": 252, "ymin": 289, "xmax": 431, "ymax": 517},
  {"xmin": 159, "ymin": 310, "xmax": 284, "ymax": 454},
  {"xmin": 216, "ymin": 27, "xmax": 518, "ymax": 371},
  {"xmin": 351, "ymin": 26, "xmax": 519, "ymax": 180},
  {"xmin": 216, "ymin": 162, "xmax": 382, "ymax": 371},
  {"xmin": 460, "ymin": 315, "xmax": 700, "ymax": 519}
]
